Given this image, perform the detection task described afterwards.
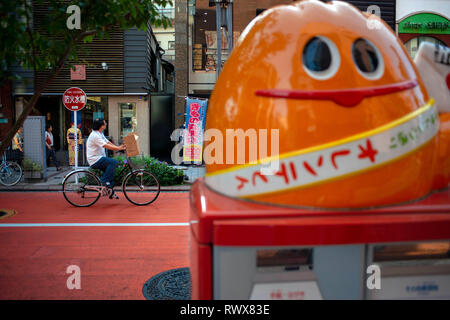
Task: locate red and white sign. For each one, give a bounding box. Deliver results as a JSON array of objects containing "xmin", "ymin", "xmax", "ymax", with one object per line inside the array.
[{"xmin": 63, "ymin": 87, "xmax": 87, "ymax": 111}]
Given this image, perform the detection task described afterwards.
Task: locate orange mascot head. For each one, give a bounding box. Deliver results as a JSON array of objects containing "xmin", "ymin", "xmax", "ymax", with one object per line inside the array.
[{"xmin": 204, "ymin": 0, "xmax": 447, "ymax": 208}]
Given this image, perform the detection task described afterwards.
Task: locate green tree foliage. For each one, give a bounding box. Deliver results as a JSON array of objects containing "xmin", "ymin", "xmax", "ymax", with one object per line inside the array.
[{"xmin": 0, "ymin": 0, "xmax": 172, "ymax": 156}]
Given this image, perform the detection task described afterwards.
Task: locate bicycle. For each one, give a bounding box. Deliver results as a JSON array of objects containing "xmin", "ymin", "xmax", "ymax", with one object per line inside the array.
[
  {"xmin": 62, "ymin": 156, "xmax": 160, "ymax": 207},
  {"xmin": 0, "ymin": 147, "xmax": 23, "ymax": 187}
]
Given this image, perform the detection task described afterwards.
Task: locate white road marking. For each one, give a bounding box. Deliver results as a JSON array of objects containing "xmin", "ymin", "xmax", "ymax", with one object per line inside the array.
[{"xmin": 0, "ymin": 223, "xmax": 190, "ymax": 227}]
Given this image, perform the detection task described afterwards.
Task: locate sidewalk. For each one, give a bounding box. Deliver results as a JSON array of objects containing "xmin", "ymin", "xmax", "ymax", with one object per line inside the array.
[{"xmin": 0, "ymin": 165, "xmax": 206, "ymax": 192}]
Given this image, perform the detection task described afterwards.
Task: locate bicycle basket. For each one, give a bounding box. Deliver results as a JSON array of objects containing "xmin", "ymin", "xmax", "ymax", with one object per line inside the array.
[{"xmin": 125, "ymin": 154, "xmax": 146, "ymax": 170}]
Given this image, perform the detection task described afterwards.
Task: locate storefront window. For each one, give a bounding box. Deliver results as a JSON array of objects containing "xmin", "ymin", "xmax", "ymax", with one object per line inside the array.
[
  {"xmin": 119, "ymin": 103, "xmax": 137, "ymax": 140},
  {"xmin": 191, "ymin": 7, "xmax": 241, "ymax": 72},
  {"xmin": 83, "ymin": 96, "xmax": 109, "ymax": 137},
  {"xmin": 404, "ymin": 36, "xmax": 446, "ymax": 60},
  {"xmin": 63, "ymin": 96, "xmax": 108, "ymax": 165},
  {"xmin": 66, "ymin": 96, "xmax": 108, "ymax": 140}
]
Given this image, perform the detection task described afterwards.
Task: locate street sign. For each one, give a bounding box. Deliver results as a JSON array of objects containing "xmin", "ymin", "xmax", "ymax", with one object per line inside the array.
[
  {"xmin": 63, "ymin": 87, "xmax": 87, "ymax": 111},
  {"xmin": 63, "ymin": 87, "xmax": 86, "ymax": 172}
]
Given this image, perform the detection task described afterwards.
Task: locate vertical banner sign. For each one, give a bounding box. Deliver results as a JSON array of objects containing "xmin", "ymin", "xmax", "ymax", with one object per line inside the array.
[{"xmin": 183, "ymin": 98, "xmax": 208, "ymax": 163}]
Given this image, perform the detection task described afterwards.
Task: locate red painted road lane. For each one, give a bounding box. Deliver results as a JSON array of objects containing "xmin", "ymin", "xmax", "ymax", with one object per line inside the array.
[
  {"xmin": 0, "ymin": 192, "xmax": 190, "ymax": 299},
  {"xmin": 0, "ymin": 192, "xmax": 189, "ymax": 223}
]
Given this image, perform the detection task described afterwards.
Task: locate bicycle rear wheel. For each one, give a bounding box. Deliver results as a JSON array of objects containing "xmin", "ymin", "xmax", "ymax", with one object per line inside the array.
[
  {"xmin": 63, "ymin": 170, "xmax": 101, "ymax": 207},
  {"xmin": 123, "ymin": 170, "xmax": 160, "ymax": 206},
  {"xmin": 0, "ymin": 161, "xmax": 23, "ymax": 186}
]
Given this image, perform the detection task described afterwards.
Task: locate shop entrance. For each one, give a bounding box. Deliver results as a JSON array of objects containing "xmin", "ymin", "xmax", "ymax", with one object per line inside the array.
[
  {"xmin": 150, "ymin": 94, "xmax": 174, "ymax": 162},
  {"xmin": 32, "ymin": 96, "xmax": 62, "ymax": 151}
]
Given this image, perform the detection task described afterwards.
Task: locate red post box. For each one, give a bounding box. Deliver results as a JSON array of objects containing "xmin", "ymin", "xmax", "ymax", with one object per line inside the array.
[
  {"xmin": 190, "ymin": 0, "xmax": 450, "ymax": 300},
  {"xmin": 190, "ymin": 179, "xmax": 450, "ymax": 300}
]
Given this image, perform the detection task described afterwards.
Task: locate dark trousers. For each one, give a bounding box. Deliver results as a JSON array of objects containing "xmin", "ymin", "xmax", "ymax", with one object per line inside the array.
[
  {"xmin": 90, "ymin": 157, "xmax": 118, "ymax": 187},
  {"xmin": 46, "ymin": 146, "xmax": 60, "ymax": 167}
]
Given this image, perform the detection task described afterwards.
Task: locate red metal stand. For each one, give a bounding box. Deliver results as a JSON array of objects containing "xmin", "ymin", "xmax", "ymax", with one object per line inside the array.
[{"xmin": 189, "ymin": 178, "xmax": 450, "ymax": 300}]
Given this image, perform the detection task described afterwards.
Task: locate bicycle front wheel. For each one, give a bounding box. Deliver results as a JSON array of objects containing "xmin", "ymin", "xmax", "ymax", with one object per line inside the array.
[
  {"xmin": 0, "ymin": 161, "xmax": 23, "ymax": 186},
  {"xmin": 123, "ymin": 170, "xmax": 160, "ymax": 206},
  {"xmin": 63, "ymin": 170, "xmax": 101, "ymax": 207}
]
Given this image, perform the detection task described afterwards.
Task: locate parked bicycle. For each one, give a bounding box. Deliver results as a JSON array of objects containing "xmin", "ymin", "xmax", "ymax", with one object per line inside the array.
[
  {"xmin": 0, "ymin": 147, "xmax": 23, "ymax": 186},
  {"xmin": 62, "ymin": 156, "xmax": 160, "ymax": 207}
]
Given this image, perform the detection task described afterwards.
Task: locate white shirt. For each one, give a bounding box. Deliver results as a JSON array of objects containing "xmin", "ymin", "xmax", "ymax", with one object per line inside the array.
[
  {"xmin": 86, "ymin": 130, "xmax": 109, "ymax": 166},
  {"xmin": 45, "ymin": 131, "xmax": 54, "ymax": 147}
]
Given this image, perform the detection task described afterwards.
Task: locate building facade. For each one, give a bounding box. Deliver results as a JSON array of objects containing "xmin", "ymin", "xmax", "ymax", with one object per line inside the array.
[
  {"xmin": 174, "ymin": 0, "xmax": 396, "ymax": 129},
  {"xmin": 4, "ymin": 4, "xmax": 175, "ymax": 164},
  {"xmin": 154, "ymin": 4, "xmax": 176, "ymax": 65}
]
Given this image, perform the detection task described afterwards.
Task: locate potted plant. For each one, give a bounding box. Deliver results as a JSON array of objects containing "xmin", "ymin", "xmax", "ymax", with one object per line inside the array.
[
  {"xmin": 31, "ymin": 162, "xmax": 43, "ymax": 179},
  {"xmin": 23, "ymin": 158, "xmax": 34, "ymax": 179}
]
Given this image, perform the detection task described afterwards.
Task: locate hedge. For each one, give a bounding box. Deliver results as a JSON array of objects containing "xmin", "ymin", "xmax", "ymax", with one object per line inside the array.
[{"xmin": 90, "ymin": 155, "xmax": 185, "ymax": 186}]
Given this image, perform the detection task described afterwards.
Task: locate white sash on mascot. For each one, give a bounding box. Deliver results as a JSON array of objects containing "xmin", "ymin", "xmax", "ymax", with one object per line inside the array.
[{"xmin": 205, "ymin": 100, "xmax": 438, "ymax": 198}]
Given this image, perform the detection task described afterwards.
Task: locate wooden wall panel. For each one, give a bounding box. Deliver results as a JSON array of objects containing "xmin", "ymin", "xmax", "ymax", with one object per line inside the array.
[{"xmin": 33, "ymin": 2, "xmax": 124, "ymax": 94}]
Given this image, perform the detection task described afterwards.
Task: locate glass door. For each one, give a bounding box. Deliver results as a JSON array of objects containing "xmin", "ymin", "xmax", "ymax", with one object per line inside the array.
[{"xmin": 119, "ymin": 102, "xmax": 137, "ymax": 140}]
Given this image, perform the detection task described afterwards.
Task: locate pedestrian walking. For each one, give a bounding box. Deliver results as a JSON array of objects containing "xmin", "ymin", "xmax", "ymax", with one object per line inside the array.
[{"xmin": 45, "ymin": 124, "xmax": 61, "ymax": 170}]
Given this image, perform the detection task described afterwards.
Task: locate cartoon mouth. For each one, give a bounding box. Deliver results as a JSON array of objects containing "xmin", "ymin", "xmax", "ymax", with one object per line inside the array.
[{"xmin": 255, "ymin": 79, "xmax": 418, "ymax": 107}]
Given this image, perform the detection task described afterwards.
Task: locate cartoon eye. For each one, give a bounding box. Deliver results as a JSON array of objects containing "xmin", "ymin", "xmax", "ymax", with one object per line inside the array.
[
  {"xmin": 302, "ymin": 36, "xmax": 340, "ymax": 80},
  {"xmin": 352, "ymin": 38, "xmax": 384, "ymax": 80}
]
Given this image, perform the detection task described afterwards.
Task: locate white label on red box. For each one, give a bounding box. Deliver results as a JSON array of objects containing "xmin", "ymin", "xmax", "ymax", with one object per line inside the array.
[
  {"xmin": 249, "ymin": 281, "xmax": 323, "ymax": 300},
  {"xmin": 369, "ymin": 275, "xmax": 450, "ymax": 300}
]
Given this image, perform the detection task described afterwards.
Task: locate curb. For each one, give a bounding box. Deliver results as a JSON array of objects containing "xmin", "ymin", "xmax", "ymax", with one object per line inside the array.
[
  {"xmin": 0, "ymin": 185, "xmax": 192, "ymax": 192},
  {"xmin": 0, "ymin": 186, "xmax": 191, "ymax": 192},
  {"xmin": 0, "ymin": 167, "xmax": 196, "ymax": 192}
]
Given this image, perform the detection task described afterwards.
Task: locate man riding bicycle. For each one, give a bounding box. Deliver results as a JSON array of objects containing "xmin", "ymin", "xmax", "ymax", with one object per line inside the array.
[{"xmin": 86, "ymin": 119, "xmax": 126, "ymax": 199}]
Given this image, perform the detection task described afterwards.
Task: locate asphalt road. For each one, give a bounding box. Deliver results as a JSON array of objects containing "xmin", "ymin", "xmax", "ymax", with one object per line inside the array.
[{"xmin": 0, "ymin": 191, "xmax": 190, "ymax": 299}]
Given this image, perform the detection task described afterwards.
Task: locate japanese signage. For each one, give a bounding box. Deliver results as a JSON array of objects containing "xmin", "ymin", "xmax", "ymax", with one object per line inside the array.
[
  {"xmin": 70, "ymin": 65, "xmax": 86, "ymax": 80},
  {"xmin": 205, "ymin": 100, "xmax": 439, "ymax": 199},
  {"xmin": 369, "ymin": 275, "xmax": 450, "ymax": 300},
  {"xmin": 183, "ymin": 98, "xmax": 208, "ymax": 163},
  {"xmin": 249, "ymin": 281, "xmax": 323, "ymax": 300},
  {"xmin": 399, "ymin": 13, "xmax": 450, "ymax": 34},
  {"xmin": 63, "ymin": 87, "xmax": 87, "ymax": 112}
]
